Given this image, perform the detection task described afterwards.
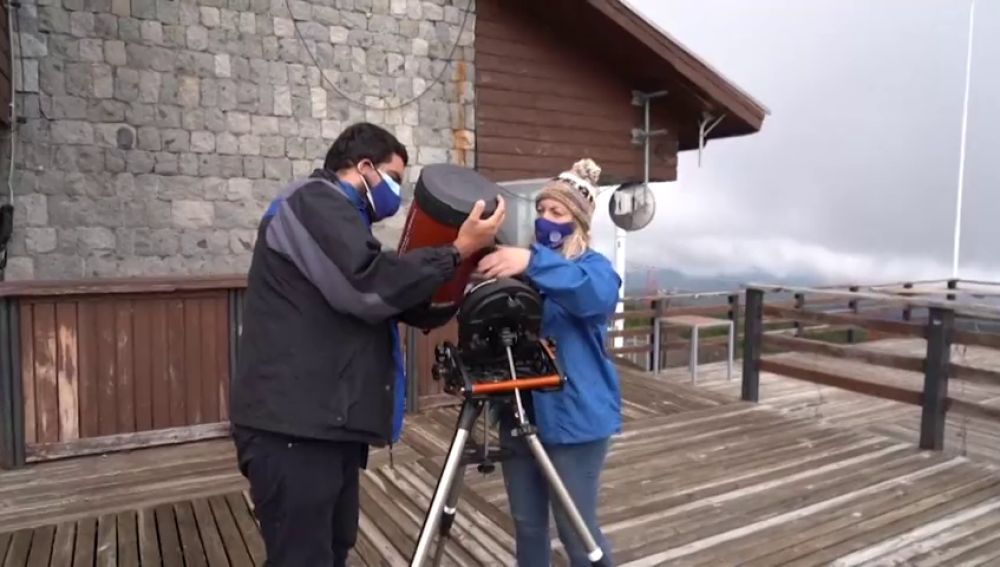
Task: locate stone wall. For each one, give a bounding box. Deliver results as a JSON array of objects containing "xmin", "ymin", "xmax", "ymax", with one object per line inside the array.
[{"xmin": 3, "ymin": 0, "xmax": 476, "ymax": 280}]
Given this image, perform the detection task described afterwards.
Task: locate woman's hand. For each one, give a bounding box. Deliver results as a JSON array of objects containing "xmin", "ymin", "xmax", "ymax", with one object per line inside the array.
[{"xmin": 477, "ymin": 246, "xmax": 532, "ymax": 279}]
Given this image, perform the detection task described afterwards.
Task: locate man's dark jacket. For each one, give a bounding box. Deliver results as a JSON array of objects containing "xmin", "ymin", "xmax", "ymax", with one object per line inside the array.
[{"xmin": 230, "ymin": 170, "xmax": 459, "ymax": 449}]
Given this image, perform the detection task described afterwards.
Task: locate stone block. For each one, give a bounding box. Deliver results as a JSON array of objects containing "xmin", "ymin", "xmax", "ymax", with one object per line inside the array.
[
  {"xmin": 52, "ymin": 120, "xmax": 94, "ymax": 144},
  {"xmin": 4, "ymin": 257, "xmax": 36, "ymax": 280},
  {"xmin": 310, "ymin": 87, "xmax": 327, "ymax": 119},
  {"xmin": 239, "ymin": 12, "xmax": 256, "ymax": 34},
  {"xmin": 65, "ymin": 63, "xmax": 93, "ymax": 98},
  {"xmin": 204, "ymin": 108, "xmax": 228, "ymax": 132},
  {"xmin": 274, "ymin": 86, "xmax": 292, "ymax": 116},
  {"xmin": 201, "ymin": 6, "xmax": 220, "ymax": 27},
  {"xmin": 244, "ymin": 156, "xmax": 263, "ymax": 179},
  {"xmin": 251, "ymin": 115, "xmax": 279, "ymax": 135},
  {"xmin": 214, "ymin": 54, "xmax": 231, "ymax": 78},
  {"xmin": 291, "ymin": 160, "xmax": 312, "ymax": 178},
  {"xmin": 264, "ymin": 158, "xmax": 291, "ymax": 180},
  {"xmin": 125, "ymin": 150, "xmax": 155, "ymax": 173},
  {"xmin": 36, "ymin": 254, "xmax": 84, "ymax": 279},
  {"xmin": 69, "ymin": 12, "xmax": 94, "ymax": 37},
  {"xmin": 154, "ymin": 152, "xmax": 178, "ymax": 174},
  {"xmin": 238, "ymin": 134, "xmax": 261, "ymax": 155},
  {"xmin": 227, "ymin": 111, "xmax": 252, "ymax": 134},
  {"xmin": 179, "ymin": 153, "xmax": 199, "ymax": 175},
  {"xmin": 132, "ymin": 0, "xmax": 157, "ymax": 19},
  {"xmin": 78, "ymin": 227, "xmax": 116, "ymax": 250},
  {"xmin": 187, "ymin": 25, "xmax": 208, "ymax": 50},
  {"xmin": 273, "ymin": 17, "xmax": 294, "ymax": 37},
  {"xmin": 260, "ymin": 136, "xmax": 284, "ymax": 157},
  {"xmin": 106, "ymin": 149, "xmax": 127, "ymax": 172},
  {"xmin": 227, "ymin": 178, "xmax": 253, "ymax": 200},
  {"xmin": 198, "ymin": 154, "xmax": 222, "ymax": 176},
  {"xmin": 114, "ymin": 68, "xmax": 141, "ymax": 102},
  {"xmin": 217, "ymin": 155, "xmax": 243, "ymax": 177},
  {"xmin": 104, "ymin": 40, "xmax": 127, "ymax": 66},
  {"xmin": 178, "ymin": 76, "xmax": 200, "ymax": 107},
  {"xmin": 161, "ymin": 128, "xmax": 190, "ymax": 152},
  {"xmin": 16, "ymin": 194, "xmax": 49, "ymax": 226},
  {"xmin": 171, "ymin": 200, "xmax": 215, "ymax": 228},
  {"xmin": 216, "ymin": 132, "xmax": 239, "ymax": 154},
  {"xmin": 191, "ymin": 131, "xmax": 215, "ymax": 153},
  {"xmin": 138, "ymin": 20, "xmax": 162, "ymax": 44},
  {"xmin": 214, "ymin": 200, "xmax": 259, "ymax": 228},
  {"xmin": 229, "ymin": 230, "xmax": 256, "ymax": 254}
]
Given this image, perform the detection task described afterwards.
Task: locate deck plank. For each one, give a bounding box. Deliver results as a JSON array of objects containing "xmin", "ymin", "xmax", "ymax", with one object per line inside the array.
[
  {"xmin": 2, "ymin": 530, "xmax": 31, "ymax": 567},
  {"xmin": 192, "ymin": 498, "xmax": 229, "ymax": 566},
  {"xmin": 137, "ymin": 508, "xmax": 161, "ymax": 567},
  {"xmin": 49, "ymin": 522, "xmax": 75, "ymax": 567},
  {"xmin": 24, "ymin": 525, "xmax": 53, "ymax": 567},
  {"xmin": 223, "ymin": 493, "xmax": 266, "ymax": 567},
  {"xmin": 154, "ymin": 504, "xmax": 184, "ymax": 567},
  {"xmin": 173, "ymin": 501, "xmax": 207, "ymax": 567},
  {"xmin": 71, "ymin": 518, "xmax": 95, "ymax": 567},
  {"xmin": 95, "ymin": 514, "xmax": 116, "ymax": 567},
  {"xmin": 208, "ymin": 496, "xmax": 252, "ymax": 567},
  {"xmin": 116, "ymin": 512, "xmax": 139, "ymax": 567},
  {"xmin": 0, "ymin": 532, "xmax": 10, "ymax": 565}
]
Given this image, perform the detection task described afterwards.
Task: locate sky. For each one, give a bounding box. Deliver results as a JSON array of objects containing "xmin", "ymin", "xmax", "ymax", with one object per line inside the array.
[{"xmin": 588, "ymin": 0, "xmax": 1000, "ymax": 287}]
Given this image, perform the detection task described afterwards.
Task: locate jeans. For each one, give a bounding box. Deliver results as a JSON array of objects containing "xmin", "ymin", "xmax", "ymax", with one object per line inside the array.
[
  {"xmin": 499, "ymin": 419, "xmax": 613, "ymax": 567},
  {"xmin": 232, "ymin": 425, "xmax": 365, "ymax": 567}
]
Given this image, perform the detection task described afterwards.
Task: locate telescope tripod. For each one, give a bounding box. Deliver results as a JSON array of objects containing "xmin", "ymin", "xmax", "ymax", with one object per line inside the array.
[{"xmin": 410, "ymin": 347, "xmax": 609, "ymax": 567}]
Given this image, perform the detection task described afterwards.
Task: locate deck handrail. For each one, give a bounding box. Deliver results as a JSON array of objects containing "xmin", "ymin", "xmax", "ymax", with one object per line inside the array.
[{"xmin": 741, "ymin": 285, "xmax": 1000, "ymax": 453}]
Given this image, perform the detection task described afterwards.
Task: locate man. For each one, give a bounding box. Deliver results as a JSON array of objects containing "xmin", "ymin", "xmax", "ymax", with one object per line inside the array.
[{"xmin": 230, "ymin": 122, "xmax": 506, "ymax": 566}]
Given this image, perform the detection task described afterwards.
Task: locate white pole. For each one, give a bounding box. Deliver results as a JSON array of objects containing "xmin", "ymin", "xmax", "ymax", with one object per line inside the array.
[{"xmin": 952, "ymin": 0, "xmax": 975, "ymax": 279}]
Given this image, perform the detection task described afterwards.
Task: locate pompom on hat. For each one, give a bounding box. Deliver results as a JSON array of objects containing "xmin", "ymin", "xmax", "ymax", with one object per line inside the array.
[{"xmin": 535, "ymin": 158, "xmax": 603, "ymax": 231}]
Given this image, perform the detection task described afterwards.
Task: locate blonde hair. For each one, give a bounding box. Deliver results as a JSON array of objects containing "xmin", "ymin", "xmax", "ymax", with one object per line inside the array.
[{"xmin": 536, "ymin": 158, "xmax": 602, "ymax": 260}]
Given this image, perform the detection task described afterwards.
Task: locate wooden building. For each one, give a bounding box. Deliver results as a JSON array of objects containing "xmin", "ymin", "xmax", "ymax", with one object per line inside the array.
[{"xmin": 0, "ymin": 0, "xmax": 766, "ymax": 468}]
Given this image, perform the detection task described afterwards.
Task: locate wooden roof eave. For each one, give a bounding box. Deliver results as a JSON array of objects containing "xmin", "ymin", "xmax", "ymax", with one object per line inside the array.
[{"xmin": 589, "ymin": 0, "xmax": 770, "ymax": 143}]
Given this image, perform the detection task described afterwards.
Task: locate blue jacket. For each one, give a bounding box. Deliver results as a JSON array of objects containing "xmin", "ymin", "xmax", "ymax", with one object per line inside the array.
[
  {"xmin": 334, "ymin": 181, "xmax": 407, "ymax": 444},
  {"xmin": 524, "ymin": 244, "xmax": 623, "ymax": 445}
]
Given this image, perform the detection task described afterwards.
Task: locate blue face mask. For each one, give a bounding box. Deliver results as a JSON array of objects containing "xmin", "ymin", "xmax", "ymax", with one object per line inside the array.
[
  {"xmin": 535, "ymin": 217, "xmax": 574, "ymax": 249},
  {"xmin": 360, "ymin": 165, "xmax": 401, "ymax": 222}
]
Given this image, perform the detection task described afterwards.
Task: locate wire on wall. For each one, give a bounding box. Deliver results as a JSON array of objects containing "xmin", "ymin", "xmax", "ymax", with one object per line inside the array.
[{"xmin": 285, "ymin": 0, "xmax": 474, "ymax": 111}]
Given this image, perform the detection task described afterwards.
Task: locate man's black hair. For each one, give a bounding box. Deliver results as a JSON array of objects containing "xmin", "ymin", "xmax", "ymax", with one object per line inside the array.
[{"xmin": 323, "ymin": 122, "xmax": 409, "ymax": 172}]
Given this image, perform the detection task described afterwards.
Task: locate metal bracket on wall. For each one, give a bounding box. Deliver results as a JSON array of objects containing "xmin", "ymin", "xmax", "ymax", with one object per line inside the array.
[
  {"xmin": 698, "ymin": 111, "xmax": 726, "ymax": 167},
  {"xmin": 630, "ymin": 90, "xmax": 670, "ymax": 184}
]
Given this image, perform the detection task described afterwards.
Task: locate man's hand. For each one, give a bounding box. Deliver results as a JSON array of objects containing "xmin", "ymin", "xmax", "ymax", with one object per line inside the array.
[
  {"xmin": 453, "ymin": 196, "xmax": 506, "ymax": 259},
  {"xmin": 477, "ymin": 246, "xmax": 531, "ymax": 279}
]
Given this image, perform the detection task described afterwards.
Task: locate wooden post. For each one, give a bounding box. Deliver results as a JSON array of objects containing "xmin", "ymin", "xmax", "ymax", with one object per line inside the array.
[
  {"xmin": 902, "ymin": 282, "xmax": 913, "ymax": 321},
  {"xmin": 0, "ymin": 298, "xmax": 25, "ymax": 469},
  {"xmin": 793, "ymin": 293, "xmax": 805, "ymax": 337},
  {"xmin": 847, "ymin": 285, "xmax": 859, "ymax": 344},
  {"xmin": 728, "ymin": 293, "xmax": 741, "ymax": 343},
  {"xmin": 947, "ymin": 279, "xmax": 958, "ymax": 302},
  {"xmin": 741, "ymin": 288, "xmax": 764, "ymax": 402},
  {"xmin": 920, "ymin": 307, "xmax": 954, "ymax": 451},
  {"xmin": 649, "ymin": 299, "xmax": 664, "ymax": 373}
]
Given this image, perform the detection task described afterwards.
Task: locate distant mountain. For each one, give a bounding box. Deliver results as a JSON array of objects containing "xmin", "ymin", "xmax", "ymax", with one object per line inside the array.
[{"xmin": 623, "ymin": 266, "xmax": 825, "ymax": 295}]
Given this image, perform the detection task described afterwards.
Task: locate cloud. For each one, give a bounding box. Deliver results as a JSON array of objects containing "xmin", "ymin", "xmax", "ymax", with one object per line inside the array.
[{"xmin": 599, "ymin": 0, "xmax": 1000, "ymax": 282}]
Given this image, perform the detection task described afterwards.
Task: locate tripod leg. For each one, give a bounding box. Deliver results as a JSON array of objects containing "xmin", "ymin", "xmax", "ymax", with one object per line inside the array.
[
  {"xmin": 410, "ymin": 399, "xmax": 481, "ymax": 567},
  {"xmin": 430, "ymin": 470, "xmax": 466, "ymax": 566},
  {"xmin": 522, "ymin": 433, "xmax": 609, "ymax": 567}
]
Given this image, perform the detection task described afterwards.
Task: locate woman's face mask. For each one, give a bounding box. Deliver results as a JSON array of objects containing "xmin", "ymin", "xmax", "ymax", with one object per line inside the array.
[
  {"xmin": 357, "ymin": 161, "xmax": 402, "ymax": 221},
  {"xmin": 535, "ymin": 217, "xmax": 574, "ymax": 249}
]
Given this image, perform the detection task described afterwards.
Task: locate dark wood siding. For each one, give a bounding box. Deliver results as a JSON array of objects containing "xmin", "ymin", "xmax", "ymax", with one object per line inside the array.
[
  {"xmin": 474, "ymin": 0, "xmax": 679, "ymax": 184},
  {"xmin": 16, "ymin": 292, "xmax": 230, "ymax": 460},
  {"xmin": 0, "ymin": 4, "xmax": 9, "ymax": 128}
]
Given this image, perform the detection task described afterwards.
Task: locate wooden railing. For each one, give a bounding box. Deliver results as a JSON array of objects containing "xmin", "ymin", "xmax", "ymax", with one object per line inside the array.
[
  {"xmin": 740, "ymin": 282, "xmax": 1000, "ymax": 451},
  {"xmin": 605, "ymin": 289, "xmax": 885, "ymax": 373}
]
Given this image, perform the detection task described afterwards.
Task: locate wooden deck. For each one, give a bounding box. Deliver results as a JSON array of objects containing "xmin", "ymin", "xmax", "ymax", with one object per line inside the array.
[
  {"xmin": 3, "ymin": 359, "xmax": 1000, "ymax": 565},
  {"xmin": 662, "ymin": 338, "xmax": 1000, "ymax": 468}
]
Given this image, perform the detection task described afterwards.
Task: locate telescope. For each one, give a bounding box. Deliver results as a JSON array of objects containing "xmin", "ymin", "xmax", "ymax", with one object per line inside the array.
[{"xmin": 397, "ymin": 164, "xmax": 608, "ymax": 567}]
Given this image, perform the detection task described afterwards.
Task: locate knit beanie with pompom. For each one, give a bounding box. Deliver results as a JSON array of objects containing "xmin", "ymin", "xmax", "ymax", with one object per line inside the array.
[{"xmin": 535, "ymin": 158, "xmax": 602, "ymax": 232}]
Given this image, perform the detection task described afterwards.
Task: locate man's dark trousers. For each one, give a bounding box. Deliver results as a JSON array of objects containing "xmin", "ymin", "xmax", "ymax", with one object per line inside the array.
[{"xmin": 233, "ymin": 426, "xmax": 365, "ymax": 566}]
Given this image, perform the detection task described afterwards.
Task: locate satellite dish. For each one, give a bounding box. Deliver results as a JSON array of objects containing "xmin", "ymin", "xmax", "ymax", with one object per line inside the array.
[{"xmin": 608, "ymin": 182, "xmax": 655, "ymax": 231}]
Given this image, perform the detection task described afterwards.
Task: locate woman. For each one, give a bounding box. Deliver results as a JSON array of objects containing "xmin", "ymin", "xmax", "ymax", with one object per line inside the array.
[{"xmin": 477, "ymin": 158, "xmax": 622, "ymax": 566}]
